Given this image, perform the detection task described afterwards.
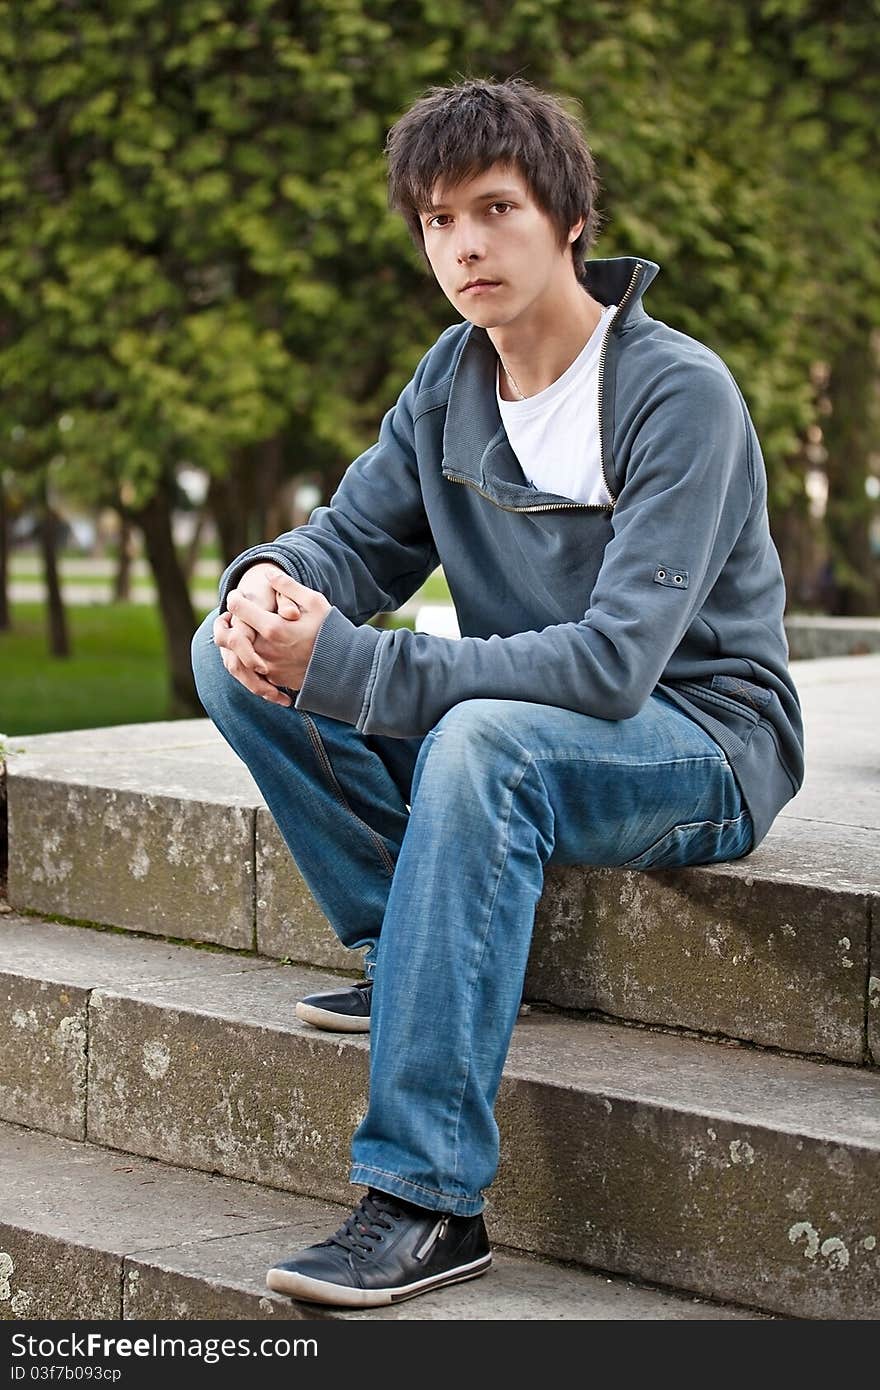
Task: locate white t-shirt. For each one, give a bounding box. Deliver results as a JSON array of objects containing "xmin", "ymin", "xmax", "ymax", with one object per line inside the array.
[{"xmin": 496, "ymin": 302, "xmax": 618, "ymax": 505}]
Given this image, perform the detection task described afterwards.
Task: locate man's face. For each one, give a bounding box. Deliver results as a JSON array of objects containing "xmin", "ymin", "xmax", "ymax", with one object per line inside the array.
[{"xmin": 420, "ymin": 162, "xmax": 581, "ymax": 330}]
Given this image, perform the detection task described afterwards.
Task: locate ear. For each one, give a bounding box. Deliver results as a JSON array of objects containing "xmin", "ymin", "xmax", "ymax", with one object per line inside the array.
[{"xmin": 568, "ymin": 216, "xmax": 585, "ymax": 244}]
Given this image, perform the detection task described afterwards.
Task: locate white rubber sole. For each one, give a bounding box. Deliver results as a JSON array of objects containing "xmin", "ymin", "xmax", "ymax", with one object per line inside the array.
[
  {"xmin": 295, "ymin": 1000, "xmax": 371, "ymax": 1033},
  {"xmin": 266, "ymin": 1252, "xmax": 492, "ymax": 1307}
]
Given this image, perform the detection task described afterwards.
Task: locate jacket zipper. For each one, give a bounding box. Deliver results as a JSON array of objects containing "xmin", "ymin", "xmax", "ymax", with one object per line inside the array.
[
  {"xmin": 444, "ymin": 261, "xmax": 645, "ymax": 515},
  {"xmin": 443, "ymin": 473, "xmax": 606, "ymax": 513}
]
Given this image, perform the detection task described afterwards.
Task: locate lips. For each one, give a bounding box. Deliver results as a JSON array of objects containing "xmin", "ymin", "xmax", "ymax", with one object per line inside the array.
[{"xmin": 461, "ymin": 280, "xmax": 501, "ymax": 293}]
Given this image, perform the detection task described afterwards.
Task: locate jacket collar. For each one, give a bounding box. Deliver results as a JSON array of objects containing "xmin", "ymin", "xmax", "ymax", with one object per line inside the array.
[
  {"xmin": 441, "ymin": 256, "xmax": 659, "ymax": 498},
  {"xmin": 582, "ymin": 254, "xmax": 659, "ymax": 329}
]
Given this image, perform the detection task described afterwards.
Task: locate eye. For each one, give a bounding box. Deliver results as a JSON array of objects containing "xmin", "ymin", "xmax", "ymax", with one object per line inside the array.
[
  {"xmin": 426, "ymin": 213, "xmax": 451, "ymax": 229},
  {"xmin": 489, "ymin": 202, "xmax": 511, "ymax": 214}
]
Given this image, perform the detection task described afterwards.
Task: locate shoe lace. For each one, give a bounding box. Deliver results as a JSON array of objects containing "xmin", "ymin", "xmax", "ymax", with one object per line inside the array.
[{"xmin": 325, "ymin": 1191, "xmax": 403, "ymax": 1255}]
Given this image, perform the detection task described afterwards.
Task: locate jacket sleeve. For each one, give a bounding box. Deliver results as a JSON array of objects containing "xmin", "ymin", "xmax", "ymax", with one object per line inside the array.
[
  {"xmin": 294, "ymin": 362, "xmax": 757, "ymax": 735},
  {"xmin": 218, "ymin": 365, "xmax": 439, "ymax": 622}
]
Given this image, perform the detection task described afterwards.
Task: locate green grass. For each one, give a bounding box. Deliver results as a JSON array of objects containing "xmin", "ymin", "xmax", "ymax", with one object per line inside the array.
[
  {"xmin": 0, "ymin": 602, "xmax": 212, "ymax": 737},
  {"xmin": 415, "ymin": 569, "xmax": 451, "ymax": 602},
  {"xmin": 0, "ymin": 568, "xmax": 450, "ymax": 738}
]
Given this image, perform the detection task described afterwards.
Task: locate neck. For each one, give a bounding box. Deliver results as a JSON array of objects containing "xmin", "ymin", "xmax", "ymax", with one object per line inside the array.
[{"xmin": 491, "ymin": 284, "xmax": 605, "ymax": 401}]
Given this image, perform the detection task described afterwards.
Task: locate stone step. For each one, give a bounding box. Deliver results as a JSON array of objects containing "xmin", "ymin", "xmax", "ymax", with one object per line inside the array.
[
  {"xmin": 5, "ymin": 654, "xmax": 880, "ymax": 1066},
  {"xmin": 1, "ymin": 915, "xmax": 876, "ymax": 1319},
  {"xmin": 0, "ymin": 1121, "xmax": 763, "ymax": 1321},
  {"xmin": 415, "ymin": 606, "xmax": 880, "ymax": 660}
]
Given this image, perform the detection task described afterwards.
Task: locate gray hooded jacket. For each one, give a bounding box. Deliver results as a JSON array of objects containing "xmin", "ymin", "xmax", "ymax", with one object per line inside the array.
[{"xmin": 220, "ymin": 255, "xmax": 805, "ymax": 848}]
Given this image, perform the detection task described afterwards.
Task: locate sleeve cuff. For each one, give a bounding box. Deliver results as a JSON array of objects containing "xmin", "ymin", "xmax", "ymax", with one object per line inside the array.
[
  {"xmin": 218, "ymin": 548, "xmax": 313, "ymax": 611},
  {"xmin": 294, "ymin": 607, "xmax": 385, "ymax": 728}
]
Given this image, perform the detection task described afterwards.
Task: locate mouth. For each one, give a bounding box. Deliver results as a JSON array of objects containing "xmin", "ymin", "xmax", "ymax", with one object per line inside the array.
[{"xmin": 461, "ymin": 280, "xmax": 501, "ymax": 295}]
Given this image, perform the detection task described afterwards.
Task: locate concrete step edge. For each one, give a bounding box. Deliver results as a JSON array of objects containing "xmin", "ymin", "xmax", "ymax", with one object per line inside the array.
[
  {"xmin": 3, "ymin": 915, "xmax": 877, "ymax": 1317},
  {"xmin": 5, "ymin": 752, "xmax": 879, "ymax": 1065},
  {"xmin": 3, "ymin": 912, "xmax": 879, "ymax": 1148},
  {"xmin": 0, "ymin": 1120, "xmax": 767, "ymax": 1321}
]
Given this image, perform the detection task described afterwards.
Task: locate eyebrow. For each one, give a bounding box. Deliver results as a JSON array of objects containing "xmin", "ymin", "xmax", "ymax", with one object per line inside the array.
[{"xmin": 424, "ymin": 188, "xmax": 522, "ymax": 212}]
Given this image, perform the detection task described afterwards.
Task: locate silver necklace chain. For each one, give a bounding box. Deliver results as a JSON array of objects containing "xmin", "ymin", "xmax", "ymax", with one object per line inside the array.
[{"xmin": 499, "ymin": 357, "xmax": 526, "ymax": 401}]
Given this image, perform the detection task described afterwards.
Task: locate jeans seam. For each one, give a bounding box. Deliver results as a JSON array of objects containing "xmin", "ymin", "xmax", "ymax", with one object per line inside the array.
[
  {"xmin": 350, "ymin": 1163, "xmax": 475, "ymax": 1205},
  {"xmin": 448, "ymin": 750, "xmax": 532, "ymax": 1191},
  {"xmin": 621, "ymin": 809, "xmax": 752, "ymax": 869},
  {"xmin": 297, "ymin": 709, "xmax": 397, "ymax": 876}
]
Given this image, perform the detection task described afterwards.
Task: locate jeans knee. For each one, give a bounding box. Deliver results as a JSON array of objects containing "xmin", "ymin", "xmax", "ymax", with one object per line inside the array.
[
  {"xmin": 413, "ymin": 700, "xmax": 529, "ymax": 794},
  {"xmin": 191, "ymin": 609, "xmax": 232, "ymax": 716},
  {"xmin": 433, "ymin": 699, "xmax": 526, "ymax": 755}
]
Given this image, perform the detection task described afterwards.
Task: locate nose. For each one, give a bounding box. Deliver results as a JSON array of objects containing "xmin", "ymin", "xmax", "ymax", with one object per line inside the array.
[{"xmin": 455, "ymin": 217, "xmax": 485, "ymax": 265}]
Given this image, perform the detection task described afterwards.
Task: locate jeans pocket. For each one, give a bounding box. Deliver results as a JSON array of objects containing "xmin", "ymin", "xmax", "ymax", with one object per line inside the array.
[{"xmin": 622, "ymin": 810, "xmax": 754, "ymax": 871}]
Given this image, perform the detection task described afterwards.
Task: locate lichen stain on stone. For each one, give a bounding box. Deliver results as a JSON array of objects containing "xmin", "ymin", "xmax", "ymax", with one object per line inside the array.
[
  {"xmin": 789, "ymin": 1222, "xmax": 853, "ymax": 1272},
  {"xmin": 258, "ymin": 1296, "xmax": 276, "ymax": 1314},
  {"xmin": 10, "ymin": 1289, "xmax": 30, "ymax": 1316},
  {"xmin": 36, "ymin": 828, "xmax": 73, "ymax": 886},
  {"xmin": 826, "ymin": 1146, "xmax": 855, "ymax": 1180},
  {"xmin": 780, "ymin": 922, "xmax": 797, "ymax": 939},
  {"xmin": 54, "ymin": 1014, "xmax": 86, "ymax": 1055},
  {"xmin": 861, "ymin": 1235, "xmax": 876, "ymax": 1251},
  {"xmin": 788, "ymin": 1221, "xmax": 820, "ymax": 1259},
  {"xmin": 869, "ymin": 977, "xmax": 880, "ymax": 1009},
  {"xmin": 130, "ymin": 845, "xmax": 151, "ymax": 881},
  {"xmin": 728, "ymin": 1139, "xmax": 755, "ymax": 1166},
  {"xmin": 705, "ymin": 918, "xmax": 736, "ymax": 960},
  {"xmin": 683, "ymin": 1136, "xmax": 710, "ymax": 1184},
  {"xmin": 11, "ymin": 1008, "xmax": 38, "ymax": 1032},
  {"xmin": 784, "ymin": 1179, "xmax": 811, "ymax": 1210},
  {"xmin": 0, "ymin": 1252, "xmax": 12, "ymax": 1300},
  {"xmin": 819, "ymin": 1236, "xmax": 850, "ymax": 1270},
  {"xmin": 142, "ymin": 1039, "xmax": 171, "ymax": 1080}
]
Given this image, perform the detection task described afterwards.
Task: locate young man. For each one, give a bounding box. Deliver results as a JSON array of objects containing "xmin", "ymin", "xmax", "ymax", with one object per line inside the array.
[{"xmin": 192, "ymin": 77, "xmax": 804, "ymax": 1308}]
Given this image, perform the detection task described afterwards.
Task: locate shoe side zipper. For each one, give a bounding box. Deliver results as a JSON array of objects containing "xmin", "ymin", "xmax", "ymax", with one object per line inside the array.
[{"xmin": 415, "ymin": 1217, "xmax": 449, "ymax": 1261}]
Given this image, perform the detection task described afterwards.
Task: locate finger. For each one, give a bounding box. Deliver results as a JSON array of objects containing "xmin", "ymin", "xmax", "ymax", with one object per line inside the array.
[
  {"xmin": 217, "ymin": 613, "xmax": 271, "ymax": 676},
  {"xmin": 275, "ymin": 593, "xmax": 302, "ymax": 620},
  {"xmin": 226, "ymin": 589, "xmax": 280, "ymax": 637},
  {"xmin": 220, "ymin": 649, "xmax": 291, "ymax": 705},
  {"xmin": 265, "ymin": 571, "xmax": 311, "ymax": 606}
]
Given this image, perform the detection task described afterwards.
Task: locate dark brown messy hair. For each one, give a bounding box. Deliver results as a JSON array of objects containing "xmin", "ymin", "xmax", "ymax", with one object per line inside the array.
[{"xmin": 385, "ymin": 77, "xmax": 603, "ymax": 282}]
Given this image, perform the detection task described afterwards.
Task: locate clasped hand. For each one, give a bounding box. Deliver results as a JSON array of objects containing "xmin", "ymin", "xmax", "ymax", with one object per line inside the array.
[{"xmin": 212, "ymin": 567, "xmax": 331, "ymax": 707}]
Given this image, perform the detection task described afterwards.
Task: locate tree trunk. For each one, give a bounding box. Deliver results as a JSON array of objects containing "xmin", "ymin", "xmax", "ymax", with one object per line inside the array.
[
  {"xmin": 39, "ymin": 489, "xmax": 70, "ymax": 658},
  {"xmin": 182, "ymin": 506, "xmax": 206, "ymax": 583},
  {"xmin": 771, "ymin": 490, "xmax": 824, "ymax": 612},
  {"xmin": 113, "ymin": 508, "xmax": 133, "ymax": 602},
  {"xmin": 0, "ymin": 476, "xmax": 9, "ymax": 631},
  {"xmin": 207, "ymin": 439, "xmax": 294, "ymax": 567},
  {"xmin": 207, "ymin": 455, "xmax": 254, "ymax": 567},
  {"xmin": 253, "ymin": 436, "xmax": 284, "ymax": 541},
  {"xmin": 132, "ymin": 482, "xmax": 200, "ymax": 718},
  {"xmin": 822, "ymin": 327, "xmax": 880, "ymax": 616}
]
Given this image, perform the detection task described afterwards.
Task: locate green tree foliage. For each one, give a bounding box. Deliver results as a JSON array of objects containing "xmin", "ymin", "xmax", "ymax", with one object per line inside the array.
[{"xmin": 0, "ymin": 0, "xmax": 877, "ymax": 711}]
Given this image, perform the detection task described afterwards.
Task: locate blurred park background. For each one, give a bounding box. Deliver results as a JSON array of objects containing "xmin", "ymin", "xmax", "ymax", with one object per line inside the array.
[{"xmin": 1, "ymin": 0, "xmax": 878, "ymax": 736}]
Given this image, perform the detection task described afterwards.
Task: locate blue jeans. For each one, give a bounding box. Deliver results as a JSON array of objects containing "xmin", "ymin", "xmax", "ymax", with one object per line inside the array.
[{"xmin": 192, "ymin": 612, "xmax": 752, "ymax": 1217}]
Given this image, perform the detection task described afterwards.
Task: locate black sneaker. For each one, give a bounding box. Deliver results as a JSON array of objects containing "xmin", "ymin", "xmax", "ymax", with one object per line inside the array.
[
  {"xmin": 295, "ymin": 978, "xmax": 372, "ymax": 1032},
  {"xmin": 266, "ymin": 1189, "xmax": 491, "ymax": 1307}
]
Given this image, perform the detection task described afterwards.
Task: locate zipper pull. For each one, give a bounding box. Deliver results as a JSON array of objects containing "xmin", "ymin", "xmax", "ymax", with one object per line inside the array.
[{"xmin": 414, "ymin": 1217, "xmax": 449, "ymax": 1261}]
